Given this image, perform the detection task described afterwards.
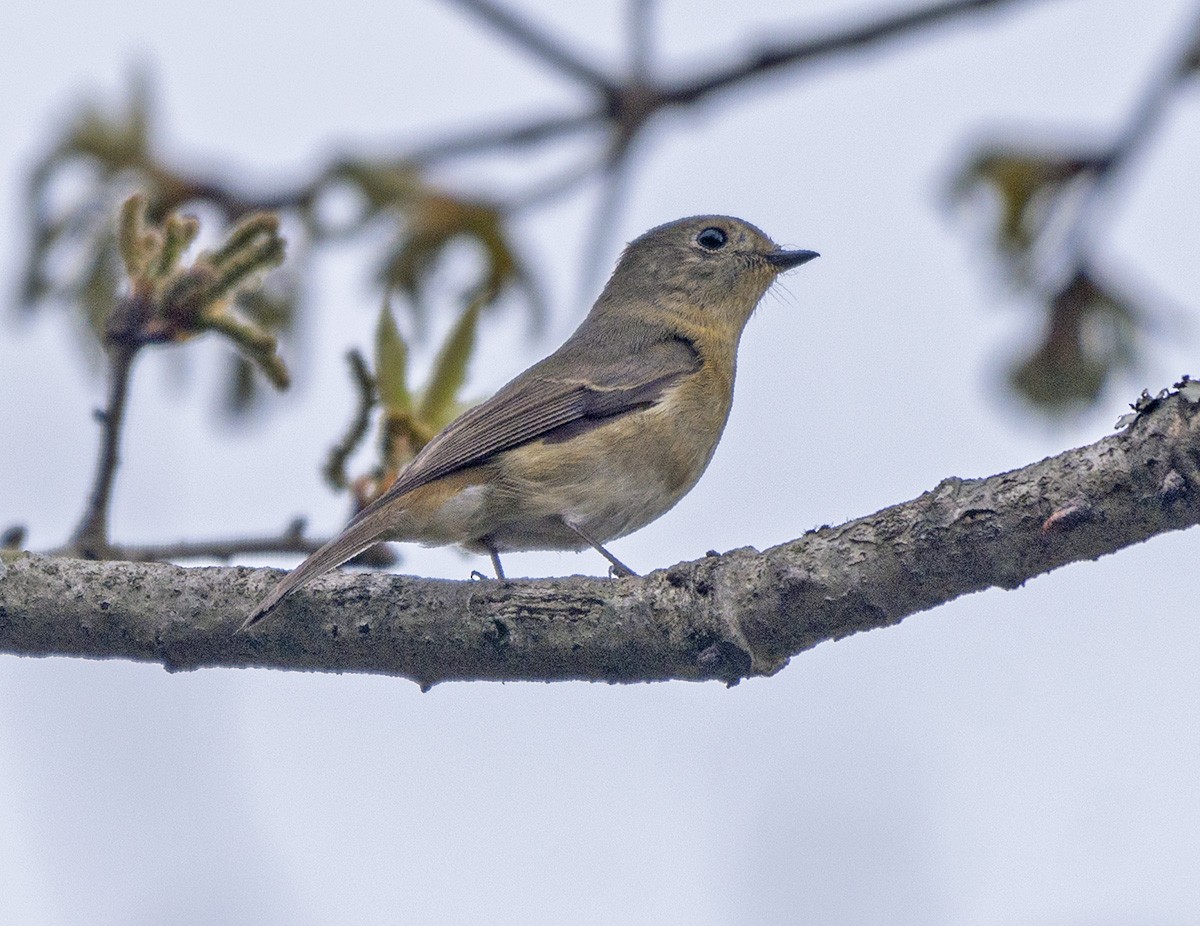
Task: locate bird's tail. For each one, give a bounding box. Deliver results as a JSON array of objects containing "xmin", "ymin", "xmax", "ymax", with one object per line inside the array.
[{"xmin": 240, "ymin": 506, "xmax": 398, "ymax": 630}]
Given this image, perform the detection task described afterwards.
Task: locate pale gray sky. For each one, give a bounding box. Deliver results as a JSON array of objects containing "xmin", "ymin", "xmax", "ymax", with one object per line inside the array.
[{"xmin": 2, "ymin": 1, "xmax": 1198, "ymax": 924}]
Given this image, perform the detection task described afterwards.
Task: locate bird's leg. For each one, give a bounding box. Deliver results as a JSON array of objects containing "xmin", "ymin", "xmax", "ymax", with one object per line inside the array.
[
  {"xmin": 485, "ymin": 542, "xmax": 507, "ymax": 580},
  {"xmin": 564, "ymin": 521, "xmax": 638, "ymax": 578}
]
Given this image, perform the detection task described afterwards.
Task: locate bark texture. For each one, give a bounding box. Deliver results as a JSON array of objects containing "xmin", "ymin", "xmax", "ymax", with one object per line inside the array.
[{"xmin": 2, "ymin": 390, "xmax": 1198, "ymax": 688}]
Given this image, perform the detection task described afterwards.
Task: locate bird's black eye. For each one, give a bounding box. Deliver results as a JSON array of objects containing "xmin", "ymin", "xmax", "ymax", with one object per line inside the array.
[{"xmin": 695, "ymin": 226, "xmax": 728, "ymax": 251}]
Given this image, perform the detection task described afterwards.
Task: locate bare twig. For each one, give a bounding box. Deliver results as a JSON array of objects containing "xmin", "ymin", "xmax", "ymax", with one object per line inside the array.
[
  {"xmin": 576, "ymin": 137, "xmax": 637, "ymax": 305},
  {"xmin": 667, "ymin": 0, "xmax": 1041, "ymax": 104},
  {"xmin": 481, "ymin": 0, "xmax": 1042, "ymax": 217},
  {"xmin": 628, "ymin": 0, "xmax": 655, "ymax": 80},
  {"xmin": 1059, "ymin": 6, "xmax": 1200, "ymax": 265},
  {"xmin": 405, "ymin": 111, "xmax": 603, "ymax": 166},
  {"xmin": 443, "ymin": 0, "xmax": 618, "ymax": 92},
  {"xmin": 1101, "ymin": 7, "xmax": 1200, "ymax": 179},
  {"xmin": 502, "ymin": 153, "xmax": 609, "ymax": 213},
  {"xmin": 324, "ymin": 350, "xmax": 377, "ymax": 491},
  {"xmin": 69, "ymin": 339, "xmax": 140, "ymax": 558},
  {"xmin": 110, "ymin": 519, "xmax": 397, "ymax": 567}
]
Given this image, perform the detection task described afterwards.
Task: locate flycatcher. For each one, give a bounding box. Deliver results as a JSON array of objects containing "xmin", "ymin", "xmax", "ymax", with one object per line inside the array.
[{"xmin": 244, "ymin": 215, "xmax": 817, "ymax": 627}]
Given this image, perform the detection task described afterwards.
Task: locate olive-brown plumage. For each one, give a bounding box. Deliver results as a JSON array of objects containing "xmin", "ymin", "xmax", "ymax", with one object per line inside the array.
[{"xmin": 243, "ymin": 215, "xmax": 817, "ymax": 628}]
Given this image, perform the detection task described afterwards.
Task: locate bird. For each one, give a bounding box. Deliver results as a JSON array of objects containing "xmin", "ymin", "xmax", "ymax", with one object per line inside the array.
[{"xmin": 242, "ymin": 215, "xmax": 817, "ymax": 628}]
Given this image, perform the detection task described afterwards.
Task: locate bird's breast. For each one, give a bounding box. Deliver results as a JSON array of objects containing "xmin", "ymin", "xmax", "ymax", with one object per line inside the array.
[{"xmin": 489, "ymin": 371, "xmax": 734, "ymax": 548}]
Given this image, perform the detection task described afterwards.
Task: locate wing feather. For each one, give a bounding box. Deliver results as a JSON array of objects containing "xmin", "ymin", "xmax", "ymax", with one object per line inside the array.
[{"xmin": 348, "ymin": 334, "xmax": 701, "ymax": 526}]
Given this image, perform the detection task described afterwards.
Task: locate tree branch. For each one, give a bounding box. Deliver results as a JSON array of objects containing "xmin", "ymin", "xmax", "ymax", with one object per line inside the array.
[{"xmin": 4, "ymin": 387, "xmax": 1197, "ymax": 688}]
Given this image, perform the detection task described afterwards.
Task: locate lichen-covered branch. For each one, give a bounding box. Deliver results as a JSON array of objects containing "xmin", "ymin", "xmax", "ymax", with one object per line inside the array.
[{"xmin": 3, "ymin": 387, "xmax": 1197, "ymax": 687}]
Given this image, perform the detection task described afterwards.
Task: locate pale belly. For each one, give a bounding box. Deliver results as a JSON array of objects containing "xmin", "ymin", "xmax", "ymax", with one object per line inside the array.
[{"xmin": 421, "ymin": 391, "xmax": 730, "ymax": 554}]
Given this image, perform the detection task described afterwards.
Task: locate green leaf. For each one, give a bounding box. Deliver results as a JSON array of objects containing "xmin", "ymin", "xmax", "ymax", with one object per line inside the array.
[
  {"xmin": 418, "ymin": 299, "xmax": 481, "ymax": 427},
  {"xmin": 117, "ymin": 193, "xmax": 156, "ymax": 279},
  {"xmin": 951, "ymin": 146, "xmax": 1100, "ymax": 257},
  {"xmin": 374, "ymin": 300, "xmax": 411, "ymax": 414},
  {"xmin": 1008, "ymin": 269, "xmax": 1139, "ymax": 414},
  {"xmin": 199, "ymin": 311, "xmax": 290, "ymax": 390}
]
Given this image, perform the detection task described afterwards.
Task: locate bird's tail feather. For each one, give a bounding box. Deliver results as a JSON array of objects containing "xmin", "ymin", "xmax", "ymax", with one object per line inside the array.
[{"xmin": 240, "ymin": 508, "xmax": 398, "ymax": 630}]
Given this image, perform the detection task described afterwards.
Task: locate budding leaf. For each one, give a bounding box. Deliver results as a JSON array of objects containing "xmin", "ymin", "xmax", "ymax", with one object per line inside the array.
[
  {"xmin": 374, "ymin": 300, "xmax": 411, "ymax": 414},
  {"xmin": 418, "ymin": 299, "xmax": 480, "ymax": 427}
]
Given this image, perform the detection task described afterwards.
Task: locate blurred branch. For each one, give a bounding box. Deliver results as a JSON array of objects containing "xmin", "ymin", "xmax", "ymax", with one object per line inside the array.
[
  {"xmin": 324, "ymin": 350, "xmax": 378, "ymax": 491},
  {"xmin": 949, "ymin": 4, "xmax": 1200, "ymax": 412},
  {"xmin": 576, "ymin": 135, "xmax": 638, "ymax": 300},
  {"xmin": 1059, "ymin": 5, "xmax": 1200, "ymax": 262},
  {"xmin": 670, "ymin": 0, "xmax": 1038, "ymax": 103},
  {"xmin": 1104, "ymin": 7, "xmax": 1200, "ymax": 171},
  {"xmin": 513, "ymin": 0, "xmax": 1041, "ymax": 217},
  {"xmin": 21, "ymin": 0, "xmax": 1047, "ymax": 331},
  {"xmin": 4, "ymin": 382, "xmax": 1198, "ymax": 687},
  {"xmin": 479, "ymin": 0, "xmax": 1044, "ymax": 291},
  {"xmin": 332, "ymin": 0, "xmax": 1042, "ymax": 213},
  {"xmin": 628, "ymin": 0, "xmax": 655, "ymax": 80},
  {"xmin": 444, "ymin": 0, "xmax": 618, "ymax": 92},
  {"xmin": 405, "ymin": 111, "xmax": 602, "ymax": 166}
]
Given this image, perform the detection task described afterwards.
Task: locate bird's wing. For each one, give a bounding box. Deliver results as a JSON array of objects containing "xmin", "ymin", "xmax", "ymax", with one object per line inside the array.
[{"xmin": 350, "ymin": 333, "xmax": 701, "ymax": 524}]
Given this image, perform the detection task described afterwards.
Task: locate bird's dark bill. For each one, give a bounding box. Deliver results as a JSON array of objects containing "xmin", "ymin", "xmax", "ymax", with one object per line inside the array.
[{"xmin": 765, "ymin": 249, "xmax": 819, "ymax": 270}]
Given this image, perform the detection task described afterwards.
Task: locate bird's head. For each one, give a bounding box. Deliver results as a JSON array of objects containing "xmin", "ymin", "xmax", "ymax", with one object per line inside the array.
[{"xmin": 598, "ymin": 214, "xmax": 818, "ymax": 335}]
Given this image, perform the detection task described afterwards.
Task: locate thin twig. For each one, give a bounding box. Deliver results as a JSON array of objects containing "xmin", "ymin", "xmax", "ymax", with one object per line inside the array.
[
  {"xmin": 504, "ymin": 0, "xmax": 1042, "ymax": 228},
  {"xmin": 443, "ymin": 0, "xmax": 618, "ymax": 92},
  {"xmin": 44, "ymin": 0, "xmax": 1046, "ymax": 225},
  {"xmin": 666, "ymin": 0, "xmax": 1041, "ymax": 104},
  {"xmin": 324, "ymin": 350, "xmax": 377, "ymax": 491},
  {"xmin": 405, "ymin": 111, "xmax": 603, "ymax": 166},
  {"xmin": 501, "ymin": 152, "xmax": 609, "ymax": 214},
  {"xmin": 112, "ymin": 520, "xmax": 397, "ymax": 567},
  {"xmin": 628, "ymin": 0, "xmax": 655, "ymax": 80},
  {"xmin": 1102, "ymin": 7, "xmax": 1200, "ymax": 178},
  {"xmin": 1059, "ymin": 6, "xmax": 1200, "ymax": 264},
  {"xmin": 576, "ymin": 138, "xmax": 637, "ymax": 308},
  {"xmin": 70, "ymin": 340, "xmax": 140, "ymax": 557}
]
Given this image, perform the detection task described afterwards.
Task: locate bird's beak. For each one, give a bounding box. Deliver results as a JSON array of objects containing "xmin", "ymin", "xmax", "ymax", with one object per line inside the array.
[{"xmin": 764, "ymin": 248, "xmax": 819, "ymax": 271}]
